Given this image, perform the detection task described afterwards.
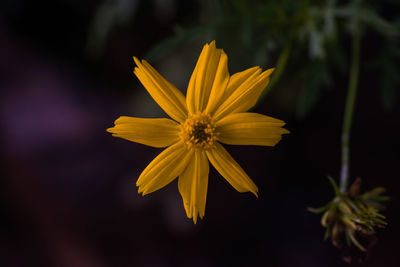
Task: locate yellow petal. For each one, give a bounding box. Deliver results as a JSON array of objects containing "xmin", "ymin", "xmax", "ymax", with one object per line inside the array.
[
  {"xmin": 178, "ymin": 151, "xmax": 209, "ymax": 224},
  {"xmin": 133, "ymin": 57, "xmax": 188, "ymax": 123},
  {"xmin": 210, "ymin": 66, "xmax": 260, "ymax": 119},
  {"xmin": 223, "ymin": 66, "xmax": 261, "ymax": 100},
  {"xmin": 216, "ymin": 112, "xmax": 289, "ymax": 146},
  {"xmin": 204, "ymin": 51, "xmax": 229, "ymax": 115},
  {"xmin": 137, "ymin": 142, "xmax": 193, "ymax": 195},
  {"xmin": 186, "ymin": 41, "xmax": 229, "ymax": 114},
  {"xmin": 205, "ymin": 142, "xmax": 258, "ymax": 196},
  {"xmin": 213, "ymin": 67, "xmax": 275, "ymax": 121},
  {"xmin": 107, "ymin": 116, "xmax": 180, "ymax": 148}
]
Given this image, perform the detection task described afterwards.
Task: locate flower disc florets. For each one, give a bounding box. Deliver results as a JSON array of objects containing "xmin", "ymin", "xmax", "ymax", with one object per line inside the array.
[{"xmin": 180, "ymin": 112, "xmax": 218, "ymax": 150}]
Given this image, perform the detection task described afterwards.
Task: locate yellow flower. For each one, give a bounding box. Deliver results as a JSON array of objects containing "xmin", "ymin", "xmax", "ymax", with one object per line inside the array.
[{"xmin": 107, "ymin": 41, "xmax": 289, "ymax": 223}]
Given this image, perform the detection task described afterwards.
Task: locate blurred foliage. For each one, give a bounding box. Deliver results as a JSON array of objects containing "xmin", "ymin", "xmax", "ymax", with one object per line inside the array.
[
  {"xmin": 309, "ymin": 177, "xmax": 388, "ymax": 261},
  {"xmin": 377, "ymin": 39, "xmax": 400, "ymax": 110},
  {"xmin": 138, "ymin": 0, "xmax": 400, "ymax": 117},
  {"xmin": 86, "ymin": 0, "xmax": 140, "ymax": 58}
]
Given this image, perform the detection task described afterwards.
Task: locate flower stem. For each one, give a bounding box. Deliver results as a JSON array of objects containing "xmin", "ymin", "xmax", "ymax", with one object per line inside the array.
[
  {"xmin": 340, "ymin": 27, "xmax": 361, "ymax": 193},
  {"xmin": 260, "ymin": 40, "xmax": 292, "ymax": 99},
  {"xmin": 268, "ymin": 41, "xmax": 292, "ymax": 91}
]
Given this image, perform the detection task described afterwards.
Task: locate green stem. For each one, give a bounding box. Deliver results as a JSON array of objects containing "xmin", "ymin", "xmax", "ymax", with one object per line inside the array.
[
  {"xmin": 270, "ymin": 41, "xmax": 292, "ymax": 90},
  {"xmin": 260, "ymin": 40, "xmax": 292, "ymax": 99},
  {"xmin": 339, "ymin": 28, "xmax": 361, "ymax": 193}
]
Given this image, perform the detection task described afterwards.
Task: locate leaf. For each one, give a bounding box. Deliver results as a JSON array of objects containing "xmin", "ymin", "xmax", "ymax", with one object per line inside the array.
[
  {"xmin": 338, "ymin": 201, "xmax": 353, "ymax": 216},
  {"xmin": 359, "ymin": 8, "xmax": 399, "ymax": 38},
  {"xmin": 327, "ymin": 176, "xmax": 340, "ymax": 196},
  {"xmin": 346, "ymin": 228, "xmax": 366, "ymax": 252},
  {"xmin": 145, "ymin": 26, "xmax": 205, "ymax": 61},
  {"xmin": 321, "ymin": 210, "xmax": 332, "ymax": 227},
  {"xmin": 360, "ymin": 187, "xmax": 387, "ymax": 200},
  {"xmin": 324, "ymin": 228, "xmax": 332, "ymax": 240},
  {"xmin": 380, "ymin": 42, "xmax": 400, "ymax": 110},
  {"xmin": 296, "ymin": 60, "xmax": 329, "ymax": 119},
  {"xmin": 348, "ymin": 177, "xmax": 361, "ymax": 197},
  {"xmin": 308, "ymin": 203, "xmax": 331, "ymax": 214},
  {"xmin": 341, "ymin": 215, "xmax": 357, "ymax": 230}
]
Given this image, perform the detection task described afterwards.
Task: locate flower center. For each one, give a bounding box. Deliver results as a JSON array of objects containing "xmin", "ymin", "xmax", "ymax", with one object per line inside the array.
[{"xmin": 180, "ymin": 112, "xmax": 218, "ymax": 150}]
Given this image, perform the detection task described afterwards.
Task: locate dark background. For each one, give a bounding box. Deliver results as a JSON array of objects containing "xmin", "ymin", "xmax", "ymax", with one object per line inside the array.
[{"xmin": 1, "ymin": 0, "xmax": 399, "ymax": 266}]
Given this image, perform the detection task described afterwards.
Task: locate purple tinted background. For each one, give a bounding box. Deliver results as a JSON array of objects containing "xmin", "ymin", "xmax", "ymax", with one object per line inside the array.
[{"xmin": 1, "ymin": 1, "xmax": 399, "ymax": 267}]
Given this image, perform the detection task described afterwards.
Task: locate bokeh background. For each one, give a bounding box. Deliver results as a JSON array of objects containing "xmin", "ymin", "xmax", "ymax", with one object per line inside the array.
[{"xmin": 1, "ymin": 0, "xmax": 399, "ymax": 266}]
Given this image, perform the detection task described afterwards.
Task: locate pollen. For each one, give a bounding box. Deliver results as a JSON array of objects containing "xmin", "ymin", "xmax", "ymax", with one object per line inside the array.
[{"xmin": 180, "ymin": 112, "xmax": 218, "ymax": 150}]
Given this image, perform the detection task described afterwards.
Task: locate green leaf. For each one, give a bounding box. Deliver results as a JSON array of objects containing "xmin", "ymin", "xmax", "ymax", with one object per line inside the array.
[
  {"xmin": 338, "ymin": 201, "xmax": 353, "ymax": 215},
  {"xmin": 324, "ymin": 228, "xmax": 331, "ymax": 240},
  {"xmin": 359, "ymin": 7, "xmax": 399, "ymax": 38},
  {"xmin": 380, "ymin": 42, "xmax": 400, "ymax": 110},
  {"xmin": 296, "ymin": 60, "xmax": 328, "ymax": 118},
  {"xmin": 346, "ymin": 228, "xmax": 366, "ymax": 251},
  {"xmin": 327, "ymin": 176, "xmax": 340, "ymax": 196},
  {"xmin": 145, "ymin": 26, "xmax": 204, "ymax": 61},
  {"xmin": 360, "ymin": 187, "xmax": 387, "ymax": 200},
  {"xmin": 308, "ymin": 203, "xmax": 331, "ymax": 214}
]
